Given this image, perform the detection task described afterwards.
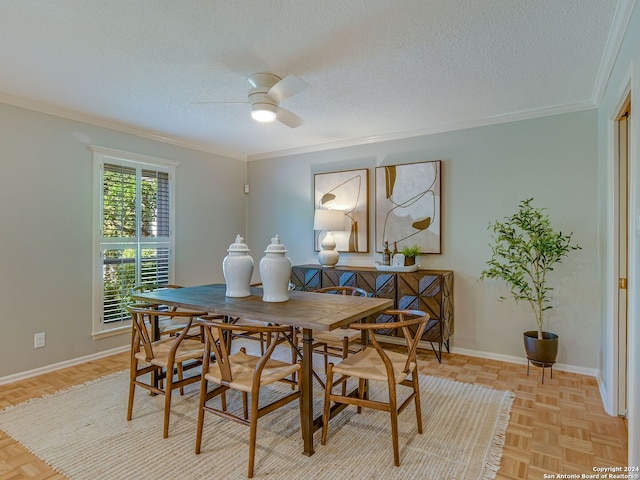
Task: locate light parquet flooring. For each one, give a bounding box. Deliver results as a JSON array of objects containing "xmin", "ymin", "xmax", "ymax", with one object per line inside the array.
[
  {"xmin": 416, "ymin": 352, "xmax": 628, "ymax": 480},
  {"xmin": 0, "ymin": 349, "xmax": 628, "ymax": 479}
]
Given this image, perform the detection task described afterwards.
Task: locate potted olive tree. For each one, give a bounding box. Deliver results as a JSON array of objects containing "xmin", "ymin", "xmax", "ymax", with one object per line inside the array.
[{"xmin": 480, "ymin": 198, "xmax": 581, "ymax": 371}]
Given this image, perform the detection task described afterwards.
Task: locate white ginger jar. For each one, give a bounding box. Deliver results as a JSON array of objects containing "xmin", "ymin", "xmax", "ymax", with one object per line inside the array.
[
  {"xmin": 259, "ymin": 234, "xmax": 291, "ymax": 303},
  {"xmin": 222, "ymin": 234, "xmax": 254, "ymax": 297}
]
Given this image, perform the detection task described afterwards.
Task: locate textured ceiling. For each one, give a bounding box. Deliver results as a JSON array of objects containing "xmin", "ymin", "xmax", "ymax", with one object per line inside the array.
[{"xmin": 0, "ymin": 1, "xmax": 621, "ymax": 160}]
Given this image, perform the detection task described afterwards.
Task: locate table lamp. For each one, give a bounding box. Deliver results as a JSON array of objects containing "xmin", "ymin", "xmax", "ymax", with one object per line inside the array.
[{"xmin": 314, "ymin": 209, "xmax": 345, "ymax": 267}]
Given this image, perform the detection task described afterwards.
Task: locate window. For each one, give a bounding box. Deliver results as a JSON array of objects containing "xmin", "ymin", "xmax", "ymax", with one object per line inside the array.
[{"xmin": 91, "ymin": 146, "xmax": 178, "ymax": 336}]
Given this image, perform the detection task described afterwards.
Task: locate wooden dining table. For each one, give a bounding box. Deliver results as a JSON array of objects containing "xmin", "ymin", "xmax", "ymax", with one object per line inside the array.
[{"xmin": 131, "ymin": 283, "xmax": 393, "ymax": 456}]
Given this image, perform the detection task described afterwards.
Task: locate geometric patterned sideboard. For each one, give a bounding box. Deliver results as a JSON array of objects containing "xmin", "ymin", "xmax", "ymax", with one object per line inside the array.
[{"xmin": 291, "ymin": 265, "xmax": 454, "ymax": 362}]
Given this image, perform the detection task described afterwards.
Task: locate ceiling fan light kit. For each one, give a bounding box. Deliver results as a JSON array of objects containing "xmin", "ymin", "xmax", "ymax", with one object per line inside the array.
[
  {"xmin": 251, "ymin": 104, "xmax": 277, "ymax": 122},
  {"xmin": 247, "ymin": 73, "xmax": 307, "ymax": 127},
  {"xmin": 195, "ymin": 72, "xmax": 307, "ymax": 128},
  {"xmin": 248, "ymin": 73, "xmax": 280, "ymax": 123}
]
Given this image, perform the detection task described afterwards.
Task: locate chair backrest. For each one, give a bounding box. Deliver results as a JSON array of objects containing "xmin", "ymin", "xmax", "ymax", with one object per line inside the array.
[
  {"xmin": 126, "ymin": 306, "xmax": 204, "ymax": 361},
  {"xmin": 314, "ymin": 286, "xmax": 368, "ymax": 297},
  {"xmin": 197, "ymin": 316, "xmax": 293, "ymax": 384},
  {"xmin": 349, "ymin": 309, "xmax": 428, "ymax": 377},
  {"xmin": 131, "ymin": 284, "xmax": 183, "ymax": 312}
]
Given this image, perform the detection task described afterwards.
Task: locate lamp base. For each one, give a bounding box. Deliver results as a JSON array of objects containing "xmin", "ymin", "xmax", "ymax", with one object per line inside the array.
[{"xmin": 318, "ymin": 249, "xmax": 339, "ymax": 268}]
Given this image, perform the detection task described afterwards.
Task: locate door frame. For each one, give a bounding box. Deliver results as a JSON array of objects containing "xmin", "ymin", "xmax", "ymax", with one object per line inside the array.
[
  {"xmin": 615, "ymin": 93, "xmax": 630, "ymax": 418},
  {"xmin": 604, "ymin": 61, "xmax": 637, "ymax": 467}
]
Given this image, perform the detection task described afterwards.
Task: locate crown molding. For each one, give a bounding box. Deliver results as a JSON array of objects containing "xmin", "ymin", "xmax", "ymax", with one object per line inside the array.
[
  {"xmin": 247, "ymin": 101, "xmax": 596, "ymax": 161},
  {"xmin": 0, "ymin": 93, "xmax": 247, "ymax": 161},
  {"xmin": 1, "ymin": 93, "xmax": 598, "ymax": 164},
  {"xmin": 592, "ymin": 0, "xmax": 637, "ymax": 106}
]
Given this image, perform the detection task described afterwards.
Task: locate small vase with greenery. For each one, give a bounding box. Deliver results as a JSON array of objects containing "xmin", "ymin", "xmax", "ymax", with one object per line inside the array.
[
  {"xmin": 480, "ymin": 198, "xmax": 581, "ymax": 341},
  {"xmin": 400, "ymin": 244, "xmax": 420, "ymax": 266}
]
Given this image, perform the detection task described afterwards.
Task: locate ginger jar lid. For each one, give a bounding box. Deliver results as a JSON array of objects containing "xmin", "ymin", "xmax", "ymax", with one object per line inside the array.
[
  {"xmin": 228, "ymin": 234, "xmax": 250, "ymax": 253},
  {"xmin": 264, "ymin": 234, "xmax": 288, "ymax": 254}
]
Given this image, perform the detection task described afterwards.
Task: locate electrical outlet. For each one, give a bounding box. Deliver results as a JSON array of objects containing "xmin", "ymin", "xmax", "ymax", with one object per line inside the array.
[{"xmin": 34, "ymin": 332, "xmax": 45, "ymax": 348}]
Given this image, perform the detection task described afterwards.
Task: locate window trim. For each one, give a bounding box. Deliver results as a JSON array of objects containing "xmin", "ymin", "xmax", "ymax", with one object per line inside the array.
[{"xmin": 90, "ymin": 146, "xmax": 179, "ymax": 338}]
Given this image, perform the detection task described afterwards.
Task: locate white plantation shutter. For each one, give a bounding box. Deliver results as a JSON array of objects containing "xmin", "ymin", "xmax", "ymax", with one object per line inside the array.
[
  {"xmin": 102, "ymin": 247, "xmax": 137, "ymax": 323},
  {"xmin": 140, "ymin": 246, "xmax": 171, "ymax": 286},
  {"xmin": 92, "ymin": 147, "xmax": 176, "ymax": 334},
  {"xmin": 141, "ymin": 169, "xmax": 171, "ymax": 237},
  {"xmin": 103, "ymin": 164, "xmax": 137, "ymax": 238}
]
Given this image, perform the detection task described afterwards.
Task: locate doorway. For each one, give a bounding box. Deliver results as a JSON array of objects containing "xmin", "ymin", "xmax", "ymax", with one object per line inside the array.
[{"xmin": 616, "ymin": 95, "xmax": 630, "ymax": 418}]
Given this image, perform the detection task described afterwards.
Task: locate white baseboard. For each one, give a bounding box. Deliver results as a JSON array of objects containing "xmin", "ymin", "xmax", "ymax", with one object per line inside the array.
[
  {"xmin": 0, "ymin": 345, "xmax": 129, "ymax": 386},
  {"xmin": 376, "ymin": 335, "xmax": 600, "ymax": 378},
  {"xmin": 450, "ymin": 346, "xmax": 599, "ymax": 378}
]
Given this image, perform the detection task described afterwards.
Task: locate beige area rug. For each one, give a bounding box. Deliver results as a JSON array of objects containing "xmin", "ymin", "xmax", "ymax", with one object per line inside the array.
[{"xmin": 0, "ymin": 360, "xmax": 514, "ymax": 480}]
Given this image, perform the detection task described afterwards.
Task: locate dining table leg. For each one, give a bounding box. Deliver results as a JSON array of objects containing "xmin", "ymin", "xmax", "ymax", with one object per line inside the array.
[
  {"xmin": 301, "ymin": 327, "xmax": 315, "ymax": 456},
  {"xmin": 150, "ymin": 311, "xmax": 160, "ymax": 390}
]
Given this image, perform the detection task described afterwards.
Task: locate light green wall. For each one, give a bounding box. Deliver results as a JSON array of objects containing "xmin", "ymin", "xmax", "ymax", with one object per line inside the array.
[
  {"xmin": 248, "ymin": 110, "xmax": 600, "ymax": 369},
  {"xmin": 0, "ymin": 103, "xmax": 247, "ymax": 377},
  {"xmin": 0, "ymin": 97, "xmax": 604, "ymax": 377}
]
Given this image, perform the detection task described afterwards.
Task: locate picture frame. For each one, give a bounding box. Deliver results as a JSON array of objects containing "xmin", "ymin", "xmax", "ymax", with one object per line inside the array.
[
  {"xmin": 314, "ymin": 168, "xmax": 369, "ymax": 253},
  {"xmin": 375, "ymin": 160, "xmax": 441, "ymax": 254}
]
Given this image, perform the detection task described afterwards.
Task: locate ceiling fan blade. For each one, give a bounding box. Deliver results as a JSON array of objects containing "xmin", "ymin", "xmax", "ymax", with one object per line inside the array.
[
  {"xmin": 190, "ymin": 101, "xmax": 248, "ymax": 105},
  {"xmin": 276, "ymin": 108, "xmax": 304, "ymax": 128},
  {"xmin": 268, "ymin": 75, "xmax": 307, "ymax": 102}
]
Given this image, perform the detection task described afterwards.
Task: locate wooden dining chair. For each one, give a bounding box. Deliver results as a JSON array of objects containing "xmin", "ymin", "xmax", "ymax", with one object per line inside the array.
[
  {"xmin": 195, "ymin": 316, "xmax": 302, "ymax": 479},
  {"xmin": 130, "ymin": 284, "xmax": 201, "ymax": 338},
  {"xmin": 321, "ymin": 309, "xmax": 428, "ymax": 467},
  {"xmin": 126, "ymin": 305, "xmax": 208, "ymax": 438},
  {"xmin": 310, "ymin": 286, "xmax": 370, "ymax": 373}
]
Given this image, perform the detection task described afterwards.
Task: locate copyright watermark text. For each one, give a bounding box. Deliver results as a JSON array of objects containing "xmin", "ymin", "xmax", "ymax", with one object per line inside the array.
[{"xmin": 542, "ymin": 467, "xmax": 640, "ymax": 479}]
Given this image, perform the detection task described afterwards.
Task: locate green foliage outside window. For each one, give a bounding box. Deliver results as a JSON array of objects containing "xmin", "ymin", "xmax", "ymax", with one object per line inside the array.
[
  {"xmin": 103, "ymin": 169, "xmax": 167, "ymax": 238},
  {"xmin": 101, "ymin": 166, "xmax": 170, "ymax": 323}
]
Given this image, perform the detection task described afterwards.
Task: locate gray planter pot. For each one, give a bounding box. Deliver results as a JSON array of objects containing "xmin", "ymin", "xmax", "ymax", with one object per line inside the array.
[
  {"xmin": 523, "ymin": 331, "xmax": 558, "ymax": 365},
  {"xmin": 523, "ymin": 331, "xmax": 558, "ymax": 383}
]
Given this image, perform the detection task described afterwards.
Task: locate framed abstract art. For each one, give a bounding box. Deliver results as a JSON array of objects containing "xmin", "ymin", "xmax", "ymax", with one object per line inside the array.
[
  {"xmin": 375, "ymin": 160, "xmax": 441, "ymax": 254},
  {"xmin": 314, "ymin": 168, "xmax": 369, "ymax": 252}
]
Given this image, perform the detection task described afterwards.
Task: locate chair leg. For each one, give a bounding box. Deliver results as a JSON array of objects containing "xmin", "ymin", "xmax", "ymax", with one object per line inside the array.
[
  {"xmin": 291, "ymin": 335, "xmax": 297, "ymax": 390},
  {"xmin": 177, "ymin": 362, "xmax": 185, "ymax": 395},
  {"xmin": 237, "ymin": 346, "xmax": 249, "ymax": 419},
  {"xmin": 163, "ymin": 369, "xmax": 174, "ymax": 439},
  {"xmin": 297, "ymin": 365, "xmax": 304, "ymax": 439},
  {"xmin": 341, "ymin": 337, "xmax": 349, "ymax": 396},
  {"xmin": 127, "ymin": 359, "xmax": 138, "ymax": 421},
  {"xmin": 323, "ymin": 343, "xmax": 328, "ymax": 373},
  {"xmin": 389, "ymin": 385, "xmax": 400, "ymax": 467},
  {"xmin": 321, "ymin": 363, "xmax": 334, "ymax": 445},
  {"xmin": 412, "ymin": 371, "xmax": 423, "ymax": 434},
  {"xmin": 195, "ymin": 378, "xmax": 207, "ymax": 454},
  {"xmin": 248, "ymin": 393, "xmax": 260, "ymax": 478},
  {"xmin": 242, "ymin": 392, "xmax": 249, "ymax": 420},
  {"xmin": 357, "ymin": 378, "xmax": 365, "ymax": 414}
]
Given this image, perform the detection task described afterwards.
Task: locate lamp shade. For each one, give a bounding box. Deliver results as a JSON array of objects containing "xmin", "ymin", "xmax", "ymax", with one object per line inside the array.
[{"xmin": 313, "ymin": 209, "xmax": 345, "ymax": 231}]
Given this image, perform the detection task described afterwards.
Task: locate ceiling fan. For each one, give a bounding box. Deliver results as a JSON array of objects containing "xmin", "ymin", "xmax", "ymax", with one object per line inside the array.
[{"xmin": 197, "ymin": 73, "xmax": 308, "ymax": 128}]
